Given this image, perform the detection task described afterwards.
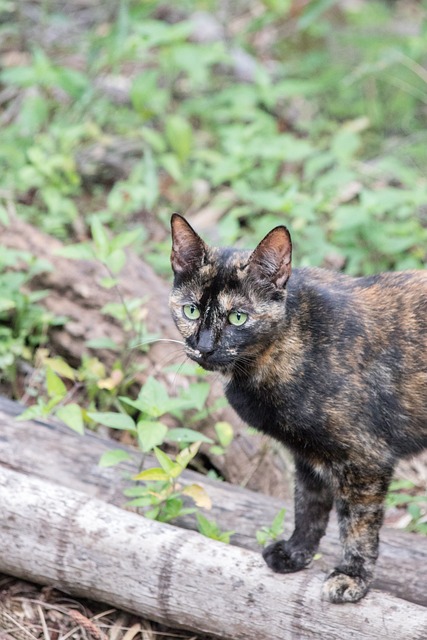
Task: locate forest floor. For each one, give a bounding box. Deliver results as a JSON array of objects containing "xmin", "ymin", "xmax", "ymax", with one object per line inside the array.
[{"xmin": 0, "ymin": 575, "xmax": 214, "ymax": 640}]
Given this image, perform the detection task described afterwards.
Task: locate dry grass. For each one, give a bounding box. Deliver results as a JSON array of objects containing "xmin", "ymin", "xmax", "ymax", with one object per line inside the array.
[{"xmin": 0, "ymin": 576, "xmax": 210, "ymax": 640}]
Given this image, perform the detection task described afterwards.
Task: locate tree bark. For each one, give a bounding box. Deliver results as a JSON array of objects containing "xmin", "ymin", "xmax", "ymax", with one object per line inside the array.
[
  {"xmin": 0, "ymin": 396, "xmax": 426, "ymax": 608},
  {"xmin": 0, "ymin": 465, "xmax": 426, "ymax": 640}
]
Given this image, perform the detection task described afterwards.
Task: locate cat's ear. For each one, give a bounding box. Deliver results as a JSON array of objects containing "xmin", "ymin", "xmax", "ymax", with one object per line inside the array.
[
  {"xmin": 170, "ymin": 213, "xmax": 207, "ymax": 276},
  {"xmin": 248, "ymin": 226, "xmax": 292, "ymax": 288}
]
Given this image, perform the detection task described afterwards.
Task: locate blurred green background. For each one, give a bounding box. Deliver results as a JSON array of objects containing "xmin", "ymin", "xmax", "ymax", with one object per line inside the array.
[{"xmin": 1, "ymin": 0, "xmax": 426, "ymax": 273}]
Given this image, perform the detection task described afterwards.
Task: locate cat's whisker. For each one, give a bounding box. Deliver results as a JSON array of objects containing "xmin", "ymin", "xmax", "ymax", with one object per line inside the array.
[
  {"xmin": 132, "ymin": 337, "xmax": 186, "ymax": 350},
  {"xmin": 171, "ymin": 356, "xmax": 191, "ymax": 391},
  {"xmin": 154, "ymin": 347, "xmax": 187, "ymax": 372}
]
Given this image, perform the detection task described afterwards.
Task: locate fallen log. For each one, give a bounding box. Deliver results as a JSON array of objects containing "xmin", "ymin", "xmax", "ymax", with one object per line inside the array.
[
  {"xmin": 0, "ymin": 466, "xmax": 426, "ymax": 640},
  {"xmin": 0, "ymin": 396, "xmax": 426, "ymax": 607}
]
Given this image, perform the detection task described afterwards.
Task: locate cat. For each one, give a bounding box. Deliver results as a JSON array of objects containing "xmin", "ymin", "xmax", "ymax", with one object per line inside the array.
[{"xmin": 169, "ymin": 213, "xmax": 427, "ymax": 603}]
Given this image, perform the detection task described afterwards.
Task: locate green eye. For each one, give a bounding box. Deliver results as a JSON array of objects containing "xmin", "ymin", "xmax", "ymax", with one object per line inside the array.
[
  {"xmin": 228, "ymin": 311, "xmax": 248, "ymax": 326},
  {"xmin": 183, "ymin": 304, "xmax": 200, "ymax": 320}
]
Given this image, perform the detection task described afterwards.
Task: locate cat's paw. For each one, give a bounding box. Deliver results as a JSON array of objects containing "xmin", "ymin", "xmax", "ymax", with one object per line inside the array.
[
  {"xmin": 262, "ymin": 540, "xmax": 312, "ymax": 573},
  {"xmin": 322, "ymin": 570, "xmax": 369, "ymax": 603}
]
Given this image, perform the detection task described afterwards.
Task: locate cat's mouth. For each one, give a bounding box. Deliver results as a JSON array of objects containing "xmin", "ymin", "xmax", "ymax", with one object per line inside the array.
[{"xmin": 186, "ymin": 347, "xmax": 234, "ymax": 372}]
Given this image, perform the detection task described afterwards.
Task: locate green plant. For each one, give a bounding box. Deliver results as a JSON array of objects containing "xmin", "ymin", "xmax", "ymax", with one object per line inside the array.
[
  {"xmin": 256, "ymin": 508, "xmax": 286, "ymax": 547},
  {"xmin": 16, "ymin": 362, "xmax": 84, "ymax": 432},
  {"xmin": 42, "ymin": 363, "xmax": 232, "ymax": 525},
  {"xmin": 196, "ymin": 512, "xmax": 235, "ymax": 543},
  {"xmin": 126, "ymin": 443, "xmax": 212, "ymax": 522},
  {"xmin": 91, "ymin": 372, "xmax": 231, "ymax": 456},
  {"xmin": 209, "ymin": 421, "xmax": 234, "ymax": 456},
  {"xmin": 58, "ymin": 216, "xmax": 158, "ymax": 378},
  {"xmin": 386, "ymin": 479, "xmax": 427, "ymax": 535},
  {"xmin": 0, "ymin": 247, "xmax": 62, "ymax": 390}
]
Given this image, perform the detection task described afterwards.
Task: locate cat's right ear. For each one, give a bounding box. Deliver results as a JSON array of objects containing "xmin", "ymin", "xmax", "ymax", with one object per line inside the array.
[{"xmin": 170, "ymin": 214, "xmax": 207, "ymax": 276}]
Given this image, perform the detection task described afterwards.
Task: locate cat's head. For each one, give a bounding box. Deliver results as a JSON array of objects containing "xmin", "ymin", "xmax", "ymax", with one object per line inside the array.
[{"xmin": 169, "ymin": 214, "xmax": 292, "ymax": 373}]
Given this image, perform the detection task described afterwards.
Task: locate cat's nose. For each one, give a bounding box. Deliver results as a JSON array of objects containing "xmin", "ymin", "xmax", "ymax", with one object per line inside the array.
[{"xmin": 197, "ymin": 328, "xmax": 215, "ymax": 355}]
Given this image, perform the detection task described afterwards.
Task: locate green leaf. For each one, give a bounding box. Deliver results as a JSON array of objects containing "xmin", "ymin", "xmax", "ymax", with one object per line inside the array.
[
  {"xmin": 175, "ymin": 442, "xmax": 201, "ymax": 470},
  {"xmin": 167, "ymin": 428, "xmax": 213, "ymax": 444},
  {"xmin": 209, "ymin": 445, "xmax": 225, "ymax": 456},
  {"xmin": 159, "ymin": 497, "xmax": 185, "ymax": 522},
  {"xmin": 256, "ymin": 508, "xmax": 286, "ymax": 546},
  {"xmin": 185, "ymin": 382, "xmax": 210, "ymax": 411},
  {"xmin": 298, "ymin": 0, "xmax": 337, "ymax": 30},
  {"xmin": 214, "ymin": 421, "xmax": 234, "ymax": 448},
  {"xmin": 165, "ymin": 115, "xmax": 193, "ymax": 164},
  {"xmin": 196, "ymin": 512, "xmax": 219, "ymax": 538},
  {"xmin": 18, "ymin": 92, "xmax": 49, "ymax": 135},
  {"xmin": 126, "ymin": 496, "xmax": 156, "ymax": 508},
  {"xmin": 256, "ymin": 530, "xmax": 269, "ymax": 547},
  {"xmin": 44, "ymin": 395, "xmax": 64, "ymax": 413},
  {"xmin": 408, "ymin": 503, "xmax": 422, "ymax": 520},
  {"xmin": 144, "ymin": 507, "xmax": 161, "ymax": 520},
  {"xmin": 271, "ymin": 508, "xmax": 286, "ymax": 536},
  {"xmin": 133, "ymin": 467, "xmax": 169, "ymax": 482},
  {"xmin": 125, "ymin": 376, "xmax": 170, "ymax": 418},
  {"xmin": 55, "ymin": 66, "xmax": 89, "ymax": 98},
  {"xmin": 0, "ymin": 298, "xmax": 16, "ymax": 312},
  {"xmin": 137, "ymin": 420, "xmax": 168, "ymax": 453},
  {"xmin": 168, "ymin": 382, "xmax": 210, "ymax": 414},
  {"xmin": 87, "ymin": 411, "xmax": 136, "ymax": 431},
  {"xmin": 131, "ymin": 70, "xmax": 161, "ymax": 116},
  {"xmin": 44, "ymin": 357, "xmax": 76, "ymax": 381},
  {"xmin": 107, "ymin": 248, "xmax": 126, "ymax": 274},
  {"xmin": 55, "ymin": 403, "xmax": 84, "ymax": 434},
  {"xmin": 56, "ymin": 243, "xmax": 94, "ymax": 260},
  {"xmin": 15, "ymin": 405, "xmax": 44, "ymax": 422},
  {"xmin": 91, "ymin": 217, "xmax": 110, "ymax": 256},
  {"xmin": 141, "ymin": 127, "xmax": 167, "ymax": 153},
  {"xmin": 160, "ymin": 153, "xmax": 182, "ymax": 181},
  {"xmin": 100, "ymin": 277, "xmax": 119, "ymax": 289},
  {"xmin": 154, "ymin": 447, "xmax": 177, "ymax": 474},
  {"xmin": 111, "ymin": 228, "xmax": 144, "ymax": 251},
  {"xmin": 46, "ymin": 367, "xmax": 67, "ymax": 399},
  {"xmin": 99, "ymin": 449, "xmax": 131, "ymax": 467},
  {"xmin": 389, "ymin": 479, "xmax": 415, "ymax": 492},
  {"xmin": 196, "ymin": 513, "xmax": 234, "ymax": 543},
  {"xmin": 86, "ymin": 337, "xmax": 119, "ymax": 350}
]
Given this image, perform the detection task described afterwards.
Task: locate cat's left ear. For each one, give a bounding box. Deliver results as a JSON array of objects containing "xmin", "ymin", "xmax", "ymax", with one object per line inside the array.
[
  {"xmin": 248, "ymin": 226, "xmax": 292, "ymax": 289},
  {"xmin": 170, "ymin": 213, "xmax": 207, "ymax": 276}
]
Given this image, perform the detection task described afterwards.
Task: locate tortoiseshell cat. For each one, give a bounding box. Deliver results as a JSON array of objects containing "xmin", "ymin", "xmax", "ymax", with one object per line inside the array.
[{"xmin": 169, "ymin": 213, "xmax": 427, "ymax": 603}]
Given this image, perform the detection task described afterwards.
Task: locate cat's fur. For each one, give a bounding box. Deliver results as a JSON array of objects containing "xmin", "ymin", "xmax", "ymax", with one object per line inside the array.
[{"xmin": 169, "ymin": 213, "xmax": 427, "ymax": 603}]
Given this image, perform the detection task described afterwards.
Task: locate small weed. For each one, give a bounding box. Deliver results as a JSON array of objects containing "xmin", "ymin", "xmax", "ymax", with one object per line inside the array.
[
  {"xmin": 0, "ymin": 248, "xmax": 62, "ymax": 392},
  {"xmin": 196, "ymin": 513, "xmax": 235, "ymax": 544},
  {"xmin": 256, "ymin": 508, "xmax": 286, "ymax": 547},
  {"xmin": 128, "ymin": 443, "xmax": 210, "ymax": 523}
]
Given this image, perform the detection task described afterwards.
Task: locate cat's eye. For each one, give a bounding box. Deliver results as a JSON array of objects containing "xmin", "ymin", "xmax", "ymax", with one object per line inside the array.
[
  {"xmin": 228, "ymin": 311, "xmax": 248, "ymax": 326},
  {"xmin": 183, "ymin": 304, "xmax": 200, "ymax": 320}
]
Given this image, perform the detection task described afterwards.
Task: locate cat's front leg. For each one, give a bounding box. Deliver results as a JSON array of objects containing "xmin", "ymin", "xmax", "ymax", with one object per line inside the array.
[
  {"xmin": 263, "ymin": 458, "xmax": 333, "ymax": 573},
  {"xmin": 322, "ymin": 466, "xmax": 393, "ymax": 604}
]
